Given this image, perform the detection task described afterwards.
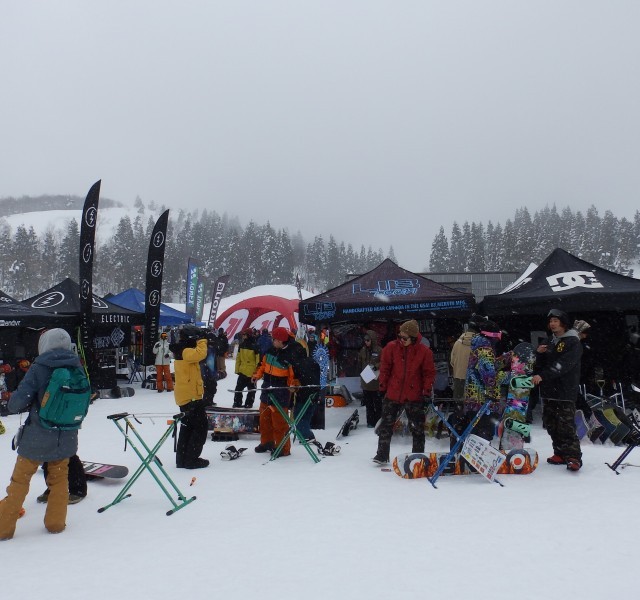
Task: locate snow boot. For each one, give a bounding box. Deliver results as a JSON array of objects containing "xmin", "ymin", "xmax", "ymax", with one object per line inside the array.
[
  {"xmin": 547, "ymin": 454, "xmax": 566, "ymax": 465},
  {"xmin": 372, "ymin": 454, "xmax": 389, "ymax": 465},
  {"xmin": 254, "ymin": 442, "xmax": 275, "ymax": 453},
  {"xmin": 566, "ymin": 458, "xmax": 582, "ymax": 472}
]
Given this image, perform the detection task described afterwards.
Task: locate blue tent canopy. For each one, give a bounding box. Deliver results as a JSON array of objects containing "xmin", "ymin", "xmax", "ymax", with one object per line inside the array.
[{"xmin": 107, "ymin": 288, "xmax": 194, "ymax": 326}]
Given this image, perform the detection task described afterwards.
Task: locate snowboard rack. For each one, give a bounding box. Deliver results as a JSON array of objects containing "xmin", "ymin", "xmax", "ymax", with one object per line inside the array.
[
  {"xmin": 606, "ymin": 413, "xmax": 640, "ymax": 474},
  {"xmin": 265, "ymin": 387, "xmax": 321, "ymax": 464},
  {"xmin": 426, "ymin": 399, "xmax": 499, "ymax": 489},
  {"xmin": 98, "ymin": 412, "xmax": 196, "ymax": 516}
]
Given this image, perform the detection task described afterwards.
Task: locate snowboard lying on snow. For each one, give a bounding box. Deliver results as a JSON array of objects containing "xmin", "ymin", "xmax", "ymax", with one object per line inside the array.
[
  {"xmin": 82, "ymin": 461, "xmax": 129, "ymax": 479},
  {"xmin": 392, "ymin": 448, "xmax": 538, "ymax": 479}
]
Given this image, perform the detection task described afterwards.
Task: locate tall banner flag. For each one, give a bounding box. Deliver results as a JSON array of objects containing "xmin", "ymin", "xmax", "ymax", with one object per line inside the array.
[
  {"xmin": 195, "ymin": 280, "xmax": 205, "ymax": 323},
  {"xmin": 295, "ymin": 273, "xmax": 307, "ymax": 339},
  {"xmin": 185, "ymin": 257, "xmax": 199, "ymax": 320},
  {"xmin": 143, "ymin": 210, "xmax": 170, "ymax": 365},
  {"xmin": 207, "ymin": 275, "xmax": 230, "ymax": 329},
  {"xmin": 79, "ymin": 180, "xmax": 101, "ymax": 357}
]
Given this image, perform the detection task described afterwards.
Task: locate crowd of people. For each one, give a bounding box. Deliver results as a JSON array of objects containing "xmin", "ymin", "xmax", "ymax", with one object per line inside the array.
[{"xmin": 0, "ymin": 309, "xmax": 628, "ymax": 540}]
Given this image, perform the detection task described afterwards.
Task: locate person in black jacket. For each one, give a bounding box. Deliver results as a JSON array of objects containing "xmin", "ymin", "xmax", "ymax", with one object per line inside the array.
[{"xmin": 532, "ymin": 309, "xmax": 583, "ymax": 471}]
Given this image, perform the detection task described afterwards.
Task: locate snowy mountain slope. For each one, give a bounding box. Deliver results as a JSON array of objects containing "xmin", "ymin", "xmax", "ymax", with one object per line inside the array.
[{"xmin": 3, "ymin": 206, "xmax": 159, "ymax": 245}]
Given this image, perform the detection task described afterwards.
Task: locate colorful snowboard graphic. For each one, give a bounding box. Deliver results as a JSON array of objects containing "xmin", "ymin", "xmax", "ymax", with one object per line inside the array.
[{"xmin": 499, "ymin": 342, "xmax": 535, "ymax": 451}]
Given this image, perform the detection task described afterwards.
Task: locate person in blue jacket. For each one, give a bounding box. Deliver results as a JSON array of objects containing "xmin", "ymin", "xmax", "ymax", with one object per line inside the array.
[{"xmin": 0, "ymin": 328, "xmax": 82, "ymax": 540}]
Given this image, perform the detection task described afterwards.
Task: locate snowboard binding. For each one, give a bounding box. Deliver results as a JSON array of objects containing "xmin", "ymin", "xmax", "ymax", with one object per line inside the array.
[
  {"xmin": 220, "ymin": 445, "xmax": 247, "ymax": 460},
  {"xmin": 504, "ymin": 418, "xmax": 531, "ymax": 437},
  {"xmin": 341, "ymin": 412, "xmax": 359, "ymax": 437},
  {"xmin": 312, "ymin": 440, "xmax": 341, "ymax": 456}
]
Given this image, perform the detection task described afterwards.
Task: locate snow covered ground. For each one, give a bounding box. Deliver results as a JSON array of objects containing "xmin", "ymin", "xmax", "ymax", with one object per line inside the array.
[{"xmin": 2, "ymin": 362, "xmax": 639, "ymax": 599}]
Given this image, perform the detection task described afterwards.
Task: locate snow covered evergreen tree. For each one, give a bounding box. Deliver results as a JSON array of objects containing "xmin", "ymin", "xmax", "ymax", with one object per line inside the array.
[{"xmin": 429, "ymin": 226, "xmax": 450, "ymax": 271}]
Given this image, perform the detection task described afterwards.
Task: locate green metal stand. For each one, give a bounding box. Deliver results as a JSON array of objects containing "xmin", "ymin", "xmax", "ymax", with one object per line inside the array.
[
  {"xmin": 98, "ymin": 412, "xmax": 196, "ymax": 516},
  {"xmin": 268, "ymin": 392, "xmax": 320, "ymax": 464}
]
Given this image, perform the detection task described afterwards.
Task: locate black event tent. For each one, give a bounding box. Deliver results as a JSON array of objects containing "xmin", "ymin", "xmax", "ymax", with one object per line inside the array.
[
  {"xmin": 21, "ymin": 278, "xmax": 145, "ymax": 326},
  {"xmin": 299, "ymin": 259, "xmax": 475, "ymax": 325},
  {"xmin": 481, "ymin": 248, "xmax": 640, "ymax": 316},
  {"xmin": 0, "ymin": 289, "xmax": 76, "ymax": 328}
]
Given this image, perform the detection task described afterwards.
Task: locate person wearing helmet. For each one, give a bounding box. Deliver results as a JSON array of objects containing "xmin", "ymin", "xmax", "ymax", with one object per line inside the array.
[
  {"xmin": 532, "ymin": 309, "xmax": 583, "ymax": 471},
  {"xmin": 169, "ymin": 326, "xmax": 209, "ymax": 469}
]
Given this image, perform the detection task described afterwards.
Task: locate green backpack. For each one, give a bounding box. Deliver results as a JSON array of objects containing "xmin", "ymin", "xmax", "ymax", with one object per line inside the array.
[{"xmin": 39, "ymin": 367, "xmax": 91, "ymax": 430}]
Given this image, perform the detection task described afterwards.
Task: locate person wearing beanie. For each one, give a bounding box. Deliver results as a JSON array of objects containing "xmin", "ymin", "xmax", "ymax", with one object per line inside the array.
[
  {"xmin": 532, "ymin": 308, "xmax": 583, "ymax": 471},
  {"xmin": 0, "ymin": 328, "xmax": 82, "ymax": 540},
  {"xmin": 252, "ymin": 327, "xmax": 297, "ymax": 456},
  {"xmin": 373, "ymin": 320, "xmax": 435, "ymax": 465},
  {"xmin": 574, "ymin": 319, "xmax": 594, "ymax": 420}
]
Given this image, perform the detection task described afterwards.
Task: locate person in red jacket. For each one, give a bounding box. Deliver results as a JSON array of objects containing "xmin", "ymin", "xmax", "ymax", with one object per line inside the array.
[{"xmin": 373, "ymin": 320, "xmax": 436, "ymax": 465}]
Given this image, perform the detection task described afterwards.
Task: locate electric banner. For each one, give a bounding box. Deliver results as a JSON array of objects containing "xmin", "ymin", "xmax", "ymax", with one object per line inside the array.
[
  {"xmin": 79, "ymin": 180, "xmax": 101, "ymax": 355},
  {"xmin": 143, "ymin": 210, "xmax": 169, "ymax": 365}
]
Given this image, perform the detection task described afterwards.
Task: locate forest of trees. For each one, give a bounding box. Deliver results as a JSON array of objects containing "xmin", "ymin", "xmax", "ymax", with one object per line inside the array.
[
  {"xmin": 429, "ymin": 205, "xmax": 640, "ymax": 276},
  {"xmin": 0, "ymin": 196, "xmax": 394, "ymax": 301},
  {"xmin": 2, "ymin": 198, "xmax": 638, "ymax": 305}
]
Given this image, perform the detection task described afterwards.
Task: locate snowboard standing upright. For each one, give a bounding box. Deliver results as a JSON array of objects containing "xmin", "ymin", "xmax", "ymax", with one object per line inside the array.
[{"xmin": 499, "ymin": 342, "xmax": 535, "ymax": 451}]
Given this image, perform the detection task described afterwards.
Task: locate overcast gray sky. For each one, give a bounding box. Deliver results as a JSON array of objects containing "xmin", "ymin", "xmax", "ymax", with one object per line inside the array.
[{"xmin": 2, "ymin": 1, "xmax": 639, "ymax": 272}]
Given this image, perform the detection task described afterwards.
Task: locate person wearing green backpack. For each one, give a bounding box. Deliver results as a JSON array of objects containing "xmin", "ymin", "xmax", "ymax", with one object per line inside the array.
[{"xmin": 0, "ymin": 328, "xmax": 83, "ymax": 540}]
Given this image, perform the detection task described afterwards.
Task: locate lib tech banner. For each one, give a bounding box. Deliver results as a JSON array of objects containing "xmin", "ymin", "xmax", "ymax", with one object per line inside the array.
[
  {"xmin": 185, "ymin": 257, "xmax": 199, "ymax": 320},
  {"xmin": 79, "ymin": 180, "xmax": 101, "ymax": 354},
  {"xmin": 207, "ymin": 274, "xmax": 230, "ymax": 329},
  {"xmin": 143, "ymin": 210, "xmax": 169, "ymax": 365}
]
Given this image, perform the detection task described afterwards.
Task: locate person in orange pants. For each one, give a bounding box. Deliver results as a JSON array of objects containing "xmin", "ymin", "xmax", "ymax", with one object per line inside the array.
[
  {"xmin": 252, "ymin": 327, "xmax": 297, "ymax": 457},
  {"xmin": 153, "ymin": 332, "xmax": 174, "ymax": 392}
]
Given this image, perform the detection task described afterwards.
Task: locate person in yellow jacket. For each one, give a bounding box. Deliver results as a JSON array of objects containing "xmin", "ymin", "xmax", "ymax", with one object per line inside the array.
[
  {"xmin": 169, "ymin": 326, "xmax": 209, "ymax": 469},
  {"xmin": 233, "ymin": 329, "xmax": 260, "ymax": 408}
]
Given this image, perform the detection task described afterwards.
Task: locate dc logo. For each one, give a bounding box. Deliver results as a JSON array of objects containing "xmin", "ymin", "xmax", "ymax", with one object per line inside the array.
[
  {"xmin": 546, "ymin": 271, "xmax": 604, "ymax": 292},
  {"xmin": 84, "ymin": 207, "xmax": 97, "ymax": 228},
  {"xmin": 151, "ymin": 260, "xmax": 163, "ymax": 278},
  {"xmin": 81, "ymin": 279, "xmax": 91, "ymax": 300},
  {"xmin": 149, "ymin": 290, "xmax": 160, "ymax": 307},
  {"xmin": 32, "ymin": 292, "xmax": 64, "ymax": 309},
  {"xmin": 82, "ymin": 243, "xmax": 92, "ymax": 264},
  {"xmin": 153, "ymin": 232, "xmax": 165, "ymax": 248}
]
